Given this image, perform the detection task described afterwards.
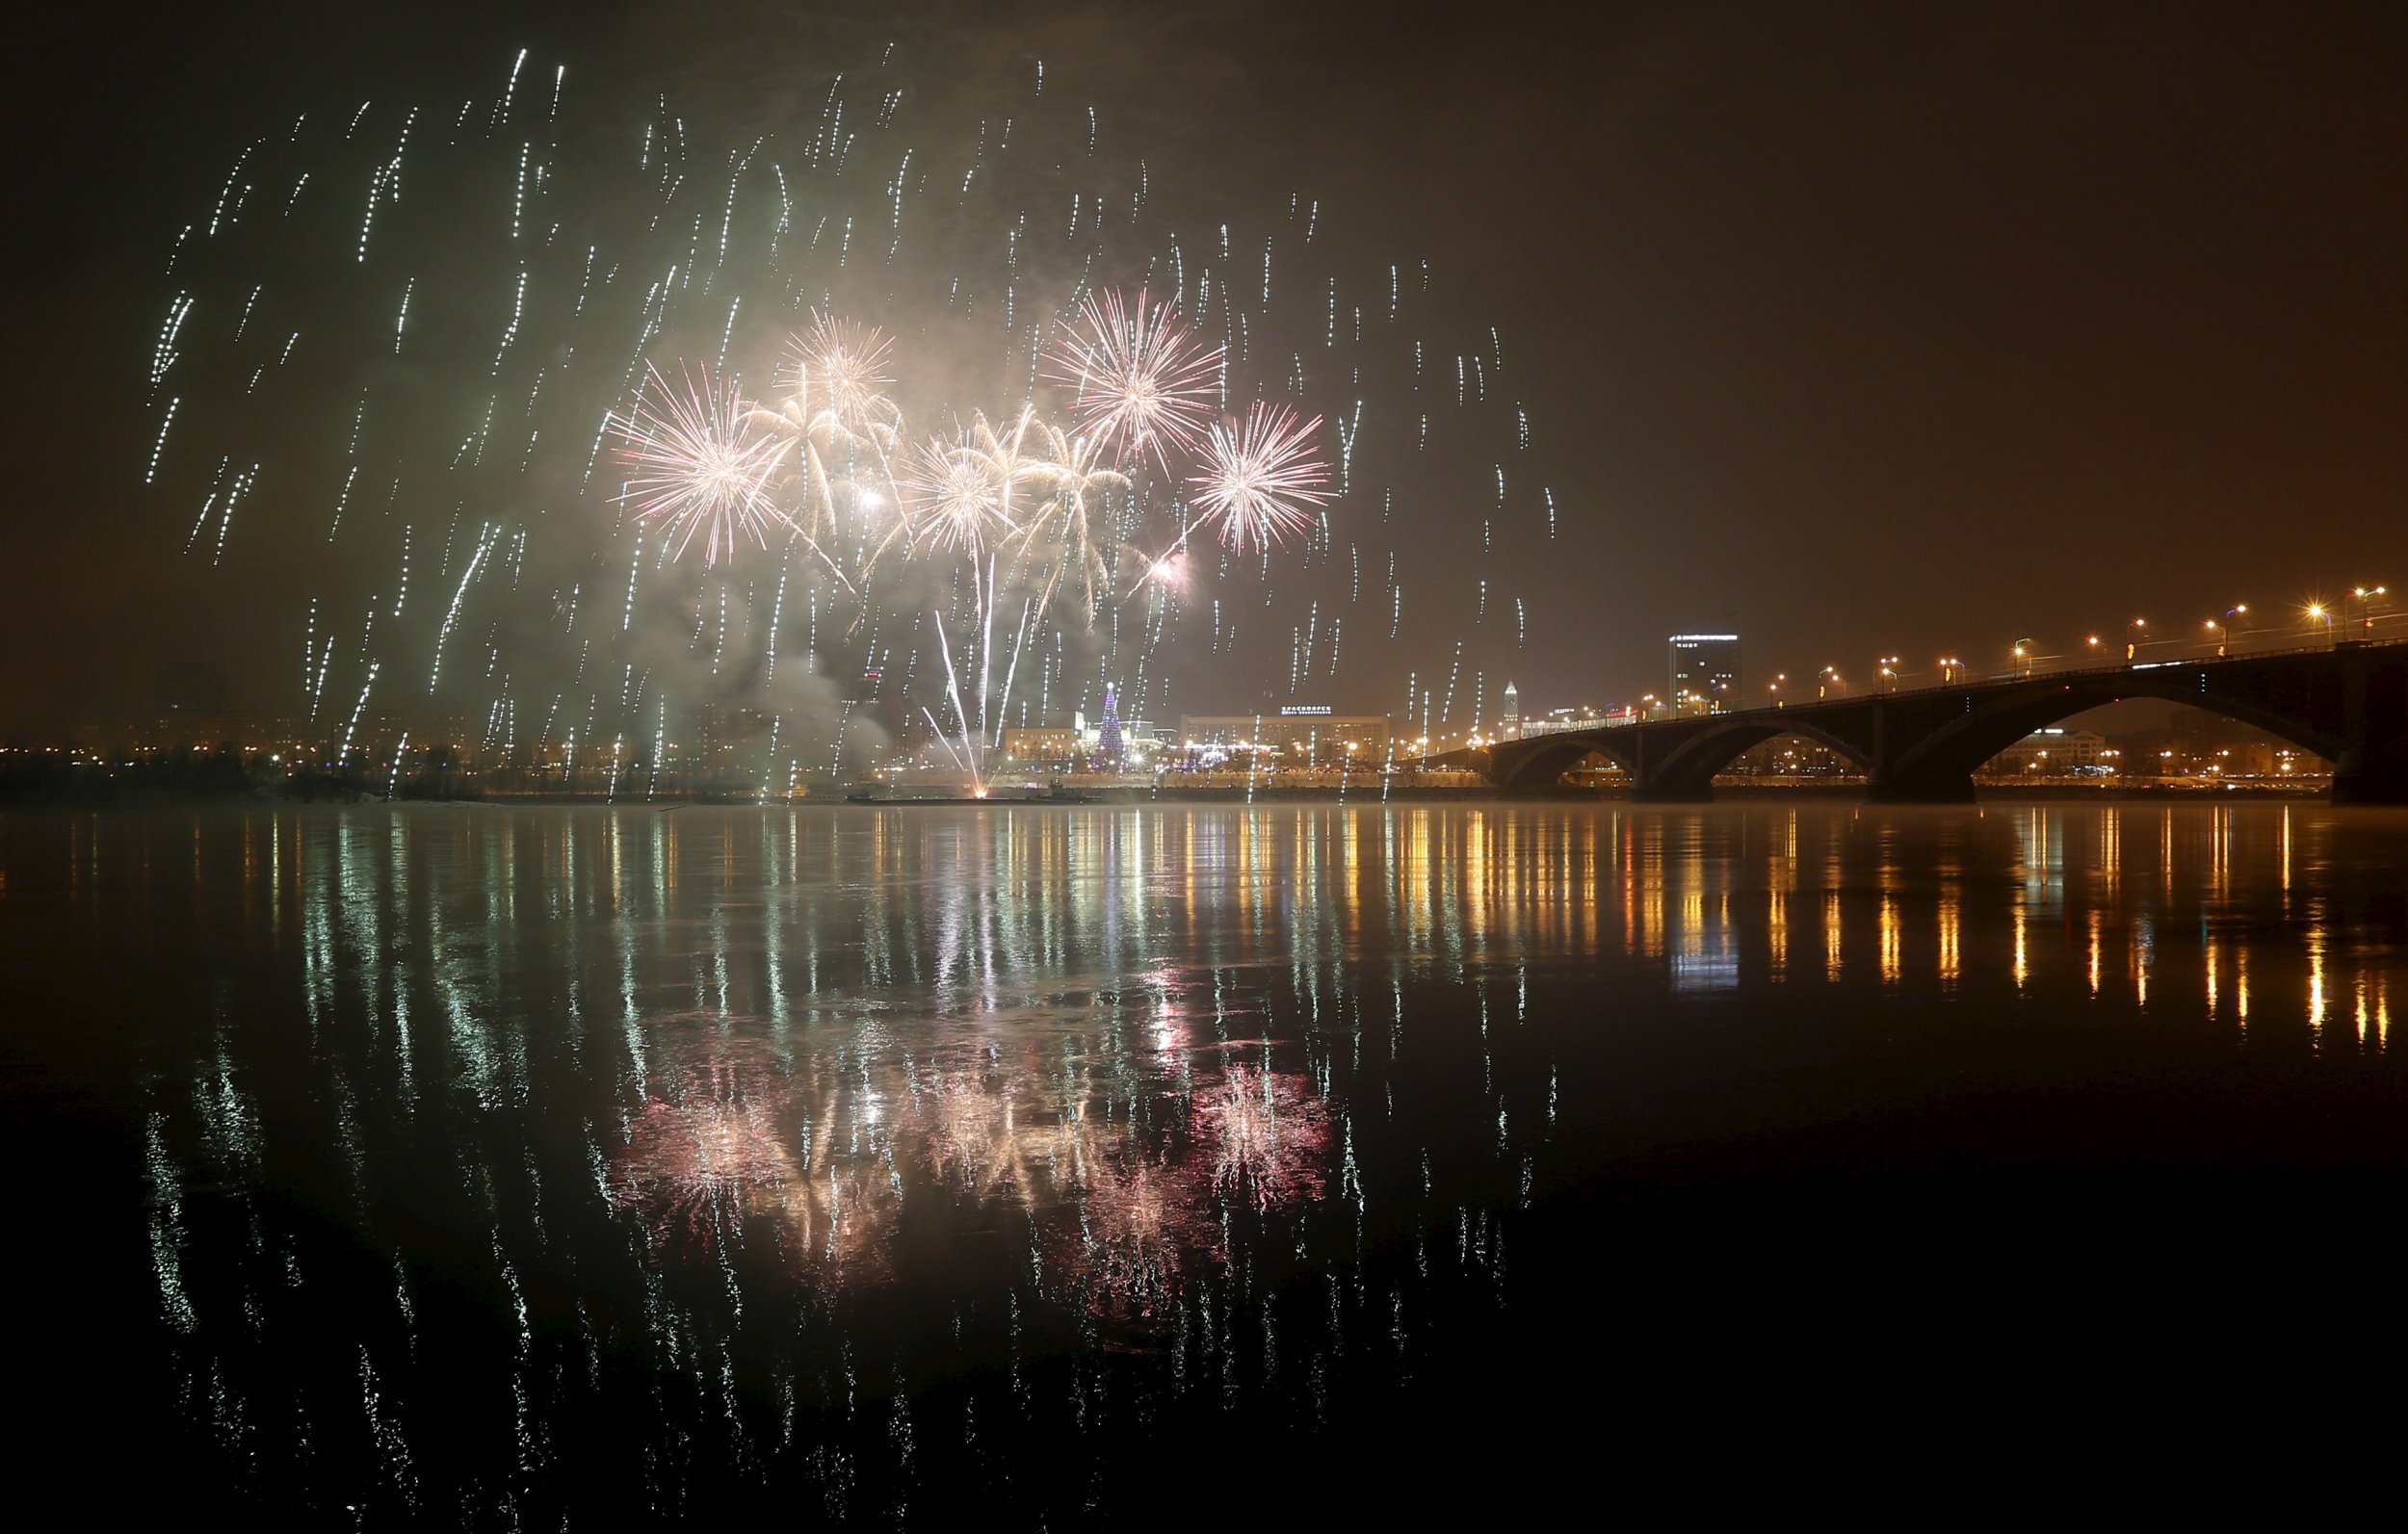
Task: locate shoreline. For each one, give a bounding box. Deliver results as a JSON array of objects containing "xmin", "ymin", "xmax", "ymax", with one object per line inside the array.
[{"xmin": 2, "ymin": 782, "xmax": 2337, "ymax": 810}]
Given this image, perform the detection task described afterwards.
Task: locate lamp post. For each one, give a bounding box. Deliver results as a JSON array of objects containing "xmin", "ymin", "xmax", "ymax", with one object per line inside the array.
[
  {"xmin": 2346, "ymin": 585, "xmax": 2388, "ymax": 636},
  {"xmin": 1768, "ymin": 673, "xmax": 1786, "ymax": 709},
  {"xmin": 1876, "ymin": 656, "xmax": 1899, "ymax": 693},
  {"xmin": 2125, "ymin": 617, "xmax": 2148, "ymax": 663},
  {"xmin": 1939, "ymin": 656, "xmax": 1964, "ymax": 684},
  {"xmin": 2010, "ymin": 638, "xmax": 2031, "ymax": 679},
  {"xmin": 1818, "ymin": 666, "xmax": 1840, "ymax": 699},
  {"xmin": 2210, "ymin": 604, "xmax": 2246, "ymax": 658},
  {"xmin": 2308, "ymin": 603, "xmax": 2335, "ymax": 646}
]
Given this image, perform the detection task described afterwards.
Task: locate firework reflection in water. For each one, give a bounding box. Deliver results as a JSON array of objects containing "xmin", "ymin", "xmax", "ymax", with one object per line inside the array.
[{"xmin": 611, "ymin": 1025, "xmax": 1331, "ymax": 1317}]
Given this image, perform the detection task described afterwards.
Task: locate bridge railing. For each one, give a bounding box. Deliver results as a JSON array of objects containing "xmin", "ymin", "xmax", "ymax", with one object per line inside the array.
[{"xmin": 1617, "ymin": 636, "xmax": 2408, "ymax": 729}]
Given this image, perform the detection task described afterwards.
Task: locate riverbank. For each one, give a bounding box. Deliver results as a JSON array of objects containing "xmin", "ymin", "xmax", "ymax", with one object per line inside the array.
[
  {"xmin": 2, "ymin": 780, "xmax": 2334, "ymax": 809},
  {"xmin": 252, "ymin": 782, "xmax": 2355, "ymax": 806}
]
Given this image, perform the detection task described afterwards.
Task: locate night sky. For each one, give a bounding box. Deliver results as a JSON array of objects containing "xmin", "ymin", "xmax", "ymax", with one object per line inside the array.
[{"xmin": 7, "ymin": 1, "xmax": 2403, "ymax": 737}]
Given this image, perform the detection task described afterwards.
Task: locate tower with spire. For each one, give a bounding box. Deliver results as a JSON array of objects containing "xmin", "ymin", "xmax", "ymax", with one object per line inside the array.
[{"xmin": 1503, "ymin": 680, "xmax": 1521, "ymax": 739}]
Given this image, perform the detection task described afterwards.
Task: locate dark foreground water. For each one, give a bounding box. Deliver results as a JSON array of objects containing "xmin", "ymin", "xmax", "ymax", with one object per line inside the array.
[{"xmin": 5, "ymin": 801, "xmax": 2407, "ymax": 1521}]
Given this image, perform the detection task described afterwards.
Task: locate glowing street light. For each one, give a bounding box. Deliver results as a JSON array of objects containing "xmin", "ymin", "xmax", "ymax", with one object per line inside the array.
[
  {"xmin": 2308, "ymin": 602, "xmax": 2335, "ymax": 645},
  {"xmin": 1939, "ymin": 656, "xmax": 1965, "ymax": 684},
  {"xmin": 2209, "ymin": 603, "xmax": 2247, "ymax": 658},
  {"xmin": 1768, "ymin": 673, "xmax": 1786, "ymax": 708},
  {"xmin": 2347, "ymin": 584, "xmax": 2389, "ymax": 635},
  {"xmin": 1817, "ymin": 666, "xmax": 1843, "ymax": 699},
  {"xmin": 2125, "ymin": 617, "xmax": 2148, "ymax": 663},
  {"xmin": 2010, "ymin": 637, "xmax": 2032, "ymax": 678}
]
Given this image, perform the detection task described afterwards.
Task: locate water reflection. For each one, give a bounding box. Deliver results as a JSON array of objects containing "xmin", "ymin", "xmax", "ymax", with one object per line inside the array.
[
  {"xmin": 609, "ymin": 1021, "xmax": 1331, "ymax": 1316},
  {"xmin": 5, "ymin": 800, "xmax": 2406, "ymax": 1520}
]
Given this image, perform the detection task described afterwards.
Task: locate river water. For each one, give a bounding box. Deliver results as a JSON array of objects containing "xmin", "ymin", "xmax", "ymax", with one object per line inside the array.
[{"xmin": 5, "ymin": 801, "xmax": 2405, "ymax": 1520}]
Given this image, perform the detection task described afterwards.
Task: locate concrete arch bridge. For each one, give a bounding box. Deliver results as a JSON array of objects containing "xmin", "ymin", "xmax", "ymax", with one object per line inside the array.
[{"xmin": 1486, "ymin": 639, "xmax": 2408, "ymax": 805}]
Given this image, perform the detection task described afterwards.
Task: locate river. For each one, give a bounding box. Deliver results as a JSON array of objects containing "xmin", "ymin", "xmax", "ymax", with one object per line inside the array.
[{"xmin": 4, "ymin": 802, "xmax": 2402, "ymax": 1520}]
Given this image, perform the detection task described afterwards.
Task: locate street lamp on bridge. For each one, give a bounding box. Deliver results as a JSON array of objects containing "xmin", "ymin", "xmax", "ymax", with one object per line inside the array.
[
  {"xmin": 2207, "ymin": 604, "xmax": 2246, "ymax": 658},
  {"xmin": 1939, "ymin": 656, "xmax": 1965, "ymax": 684},
  {"xmin": 1818, "ymin": 666, "xmax": 1842, "ymax": 699},
  {"xmin": 2126, "ymin": 617, "xmax": 2148, "ymax": 663},
  {"xmin": 2348, "ymin": 585, "xmax": 2389, "ymax": 636},
  {"xmin": 1877, "ymin": 656, "xmax": 1900, "ymax": 693},
  {"xmin": 1768, "ymin": 673, "xmax": 1786, "ymax": 708},
  {"xmin": 2010, "ymin": 638, "xmax": 2032, "ymax": 678}
]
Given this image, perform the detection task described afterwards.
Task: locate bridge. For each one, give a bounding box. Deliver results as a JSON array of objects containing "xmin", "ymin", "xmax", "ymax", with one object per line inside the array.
[{"xmin": 1486, "ymin": 638, "xmax": 2408, "ymax": 804}]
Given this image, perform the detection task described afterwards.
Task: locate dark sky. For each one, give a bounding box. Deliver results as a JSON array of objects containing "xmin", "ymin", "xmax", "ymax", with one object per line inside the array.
[{"xmin": 6, "ymin": 1, "xmax": 2404, "ymax": 734}]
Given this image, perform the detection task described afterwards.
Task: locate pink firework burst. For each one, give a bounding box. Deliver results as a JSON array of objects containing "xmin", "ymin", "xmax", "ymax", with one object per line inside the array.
[
  {"xmin": 1041, "ymin": 288, "xmax": 1222, "ymax": 471},
  {"xmin": 1189, "ymin": 403, "xmax": 1331, "ymax": 554},
  {"xmin": 612, "ymin": 362, "xmax": 790, "ymax": 566},
  {"xmin": 784, "ymin": 310, "xmax": 896, "ymax": 432}
]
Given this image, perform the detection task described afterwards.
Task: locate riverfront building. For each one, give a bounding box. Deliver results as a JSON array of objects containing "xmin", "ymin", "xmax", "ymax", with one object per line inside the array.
[
  {"xmin": 1176, "ymin": 709, "xmax": 1392, "ymax": 769},
  {"xmin": 1669, "ymin": 634, "xmax": 1741, "ymax": 713}
]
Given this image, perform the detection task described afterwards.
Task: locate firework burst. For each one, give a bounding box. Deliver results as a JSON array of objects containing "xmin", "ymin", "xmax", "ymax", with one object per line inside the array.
[
  {"xmin": 1042, "ymin": 288, "xmax": 1222, "ymax": 472},
  {"xmin": 135, "ymin": 39, "xmax": 1596, "ymax": 793},
  {"xmin": 1191, "ymin": 403, "xmax": 1331, "ymax": 554},
  {"xmin": 612, "ymin": 363, "xmax": 791, "ymax": 567},
  {"xmin": 783, "ymin": 310, "xmax": 898, "ymax": 437},
  {"xmin": 896, "ymin": 409, "xmax": 1037, "ymax": 559},
  {"xmin": 1011, "ymin": 424, "xmax": 1130, "ymax": 620}
]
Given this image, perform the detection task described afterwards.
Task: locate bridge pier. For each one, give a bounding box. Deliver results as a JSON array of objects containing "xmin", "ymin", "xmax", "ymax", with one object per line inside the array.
[
  {"xmin": 1865, "ymin": 771, "xmax": 1978, "ymax": 805},
  {"xmin": 2329, "ymin": 644, "xmax": 2408, "ymax": 804},
  {"xmin": 2330, "ymin": 748, "xmax": 2408, "ymax": 806}
]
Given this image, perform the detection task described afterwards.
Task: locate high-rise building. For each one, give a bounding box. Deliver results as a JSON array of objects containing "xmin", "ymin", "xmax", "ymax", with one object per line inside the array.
[
  {"xmin": 1669, "ymin": 634, "xmax": 1741, "ymax": 714},
  {"xmin": 1502, "ymin": 681, "xmax": 1521, "ymax": 738}
]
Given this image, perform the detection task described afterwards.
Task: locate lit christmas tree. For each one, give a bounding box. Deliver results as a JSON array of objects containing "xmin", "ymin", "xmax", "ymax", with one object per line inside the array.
[{"xmin": 1095, "ymin": 685, "xmax": 1124, "ymax": 767}]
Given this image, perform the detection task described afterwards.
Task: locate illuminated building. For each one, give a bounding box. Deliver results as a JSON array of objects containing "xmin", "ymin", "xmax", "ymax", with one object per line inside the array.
[
  {"xmin": 1668, "ymin": 634, "xmax": 1741, "ymax": 714},
  {"xmin": 1000, "ymin": 725, "xmax": 1086, "ymax": 769},
  {"xmin": 1176, "ymin": 710, "xmax": 1392, "ymax": 769},
  {"xmin": 1989, "ymin": 727, "xmax": 2110, "ymax": 774}
]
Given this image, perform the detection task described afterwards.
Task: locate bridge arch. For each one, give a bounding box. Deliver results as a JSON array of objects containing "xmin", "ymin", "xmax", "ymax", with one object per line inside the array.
[
  {"xmin": 1886, "ymin": 675, "xmax": 2344, "ymax": 792},
  {"xmin": 1489, "ymin": 730, "xmax": 1637, "ymax": 788},
  {"xmin": 1641, "ymin": 716, "xmax": 1876, "ymax": 798}
]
